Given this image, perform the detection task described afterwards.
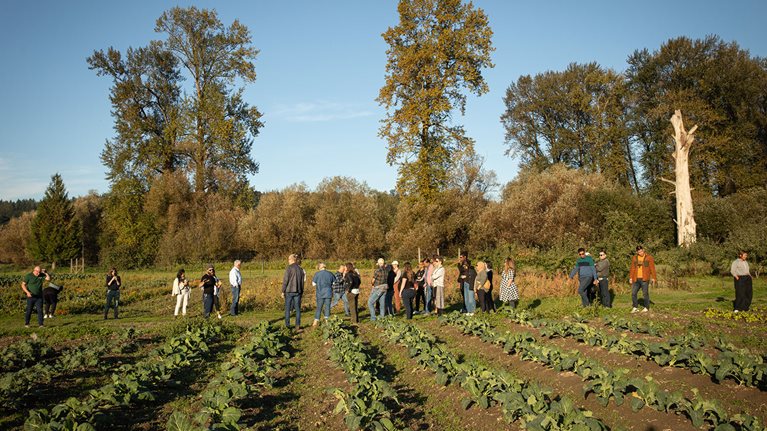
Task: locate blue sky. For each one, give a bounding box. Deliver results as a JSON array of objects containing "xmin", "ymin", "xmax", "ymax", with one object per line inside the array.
[{"xmin": 1, "ymin": 0, "xmax": 765, "ymax": 200}]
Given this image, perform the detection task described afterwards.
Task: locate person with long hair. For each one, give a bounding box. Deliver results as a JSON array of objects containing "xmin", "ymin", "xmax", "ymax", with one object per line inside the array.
[
  {"xmin": 105, "ymin": 267, "xmax": 121, "ymax": 319},
  {"xmin": 399, "ymin": 262, "xmax": 417, "ymax": 319},
  {"xmin": 474, "ymin": 261, "xmax": 492, "ymax": 313},
  {"xmin": 414, "ymin": 260, "xmax": 427, "ymax": 313},
  {"xmin": 172, "ymin": 268, "xmax": 191, "ymax": 317},
  {"xmin": 344, "ymin": 262, "xmax": 361, "ymax": 323},
  {"xmin": 499, "ymin": 257, "xmax": 519, "ymax": 308},
  {"xmin": 432, "ymin": 257, "xmax": 446, "ymax": 315}
]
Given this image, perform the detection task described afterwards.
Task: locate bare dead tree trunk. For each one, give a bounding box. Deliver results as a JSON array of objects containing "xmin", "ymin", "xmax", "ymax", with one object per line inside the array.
[{"xmin": 667, "ymin": 110, "xmax": 698, "ymax": 247}]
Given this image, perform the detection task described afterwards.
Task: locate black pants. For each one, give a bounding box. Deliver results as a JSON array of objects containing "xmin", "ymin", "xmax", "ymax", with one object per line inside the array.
[
  {"xmin": 597, "ymin": 278, "xmax": 611, "ymax": 308},
  {"xmin": 734, "ymin": 276, "xmax": 753, "ymax": 311},
  {"xmin": 477, "ymin": 289, "xmax": 492, "ymax": 312},
  {"xmin": 43, "ymin": 292, "xmax": 59, "ymax": 316},
  {"xmin": 414, "ymin": 286, "xmax": 425, "ymax": 311},
  {"xmin": 25, "ymin": 296, "xmax": 44, "ymax": 326},
  {"xmin": 349, "ymin": 293, "xmax": 359, "ymax": 323},
  {"xmin": 401, "ymin": 288, "xmax": 416, "ymax": 319}
]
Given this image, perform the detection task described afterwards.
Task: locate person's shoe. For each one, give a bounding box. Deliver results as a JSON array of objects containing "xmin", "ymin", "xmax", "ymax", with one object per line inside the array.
[
  {"xmin": 734, "ymin": 310, "xmax": 740, "ymax": 313},
  {"xmin": 312, "ymin": 319, "xmax": 319, "ymax": 327},
  {"xmin": 631, "ymin": 307, "xmax": 638, "ymax": 313},
  {"xmin": 38, "ymin": 325, "xmax": 44, "ymax": 328},
  {"xmin": 43, "ymin": 314, "xmax": 48, "ymax": 319},
  {"xmin": 48, "ymin": 315, "xmax": 54, "ymax": 319},
  {"xmin": 641, "ymin": 307, "xmax": 649, "ymax": 313},
  {"xmin": 24, "ymin": 324, "xmax": 30, "ymax": 328}
]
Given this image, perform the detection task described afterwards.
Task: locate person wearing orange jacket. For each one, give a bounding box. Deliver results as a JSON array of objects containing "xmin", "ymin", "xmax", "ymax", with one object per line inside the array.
[{"xmin": 629, "ymin": 245, "xmax": 656, "ymax": 313}]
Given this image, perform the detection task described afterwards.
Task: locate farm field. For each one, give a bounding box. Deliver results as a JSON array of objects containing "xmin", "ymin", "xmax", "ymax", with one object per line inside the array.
[{"xmin": 1, "ymin": 268, "xmax": 766, "ymax": 430}]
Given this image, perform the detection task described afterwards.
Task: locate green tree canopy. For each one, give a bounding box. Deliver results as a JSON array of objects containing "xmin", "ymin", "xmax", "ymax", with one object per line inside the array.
[
  {"xmin": 501, "ymin": 62, "xmax": 639, "ymax": 192},
  {"xmin": 28, "ymin": 174, "xmax": 81, "ymax": 269},
  {"xmin": 626, "ymin": 35, "xmax": 767, "ymax": 196},
  {"xmin": 88, "ymin": 6, "xmax": 263, "ymax": 200},
  {"xmin": 378, "ymin": 0, "xmax": 494, "ymax": 200}
]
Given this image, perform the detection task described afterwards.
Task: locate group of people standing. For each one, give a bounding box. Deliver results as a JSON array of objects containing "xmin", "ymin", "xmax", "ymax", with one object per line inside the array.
[
  {"xmin": 171, "ymin": 260, "xmax": 243, "ymax": 319},
  {"xmin": 17, "ymin": 247, "xmax": 755, "ymax": 328},
  {"xmin": 569, "ymin": 246, "xmax": 657, "ymax": 311}
]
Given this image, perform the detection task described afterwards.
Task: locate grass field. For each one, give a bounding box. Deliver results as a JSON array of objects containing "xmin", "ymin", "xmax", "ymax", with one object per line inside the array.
[{"xmin": 0, "ymin": 267, "xmax": 765, "ymax": 430}]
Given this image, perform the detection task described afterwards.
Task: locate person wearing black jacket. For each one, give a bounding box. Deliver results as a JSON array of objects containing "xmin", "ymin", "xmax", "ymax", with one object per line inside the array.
[
  {"xmin": 199, "ymin": 265, "xmax": 217, "ymax": 318},
  {"xmin": 105, "ymin": 267, "xmax": 121, "ymax": 319},
  {"xmin": 282, "ymin": 254, "xmax": 305, "ymax": 329},
  {"xmin": 43, "ymin": 282, "xmax": 63, "ymax": 318},
  {"xmin": 344, "ymin": 262, "xmax": 361, "ymax": 324}
]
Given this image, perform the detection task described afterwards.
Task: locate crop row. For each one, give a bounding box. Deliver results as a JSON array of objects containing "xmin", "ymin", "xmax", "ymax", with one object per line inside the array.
[
  {"xmin": 443, "ymin": 312, "xmax": 764, "ymax": 430},
  {"xmin": 601, "ymin": 315, "xmax": 666, "ymax": 338},
  {"xmin": 0, "ymin": 335, "xmax": 53, "ymax": 371},
  {"xmin": 0, "ymin": 328, "xmax": 139, "ymax": 408},
  {"xmin": 322, "ymin": 316, "xmax": 398, "ymax": 431},
  {"xmin": 704, "ymin": 307, "xmax": 767, "ymax": 324},
  {"xmin": 499, "ymin": 308, "xmax": 767, "ymax": 390},
  {"xmin": 25, "ymin": 321, "xmax": 224, "ymax": 430},
  {"xmin": 375, "ymin": 317, "xmax": 608, "ymax": 430},
  {"xmin": 166, "ymin": 320, "xmax": 292, "ymax": 431}
]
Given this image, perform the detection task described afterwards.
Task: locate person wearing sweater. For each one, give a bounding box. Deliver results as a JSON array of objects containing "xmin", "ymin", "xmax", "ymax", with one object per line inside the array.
[
  {"xmin": 629, "ymin": 246, "xmax": 657, "ymax": 313},
  {"xmin": 569, "ymin": 248, "xmax": 596, "ymax": 307}
]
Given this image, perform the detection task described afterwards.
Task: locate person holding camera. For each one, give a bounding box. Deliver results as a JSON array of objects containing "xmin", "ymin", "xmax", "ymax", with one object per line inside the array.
[
  {"xmin": 199, "ymin": 265, "xmax": 217, "ymax": 318},
  {"xmin": 105, "ymin": 267, "xmax": 121, "ymax": 319},
  {"xmin": 22, "ymin": 265, "xmax": 50, "ymax": 327},
  {"xmin": 172, "ymin": 268, "xmax": 190, "ymax": 317}
]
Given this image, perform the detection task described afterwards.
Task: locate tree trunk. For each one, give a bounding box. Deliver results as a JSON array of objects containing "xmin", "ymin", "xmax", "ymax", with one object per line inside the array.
[{"xmin": 670, "ymin": 110, "xmax": 697, "ymax": 247}]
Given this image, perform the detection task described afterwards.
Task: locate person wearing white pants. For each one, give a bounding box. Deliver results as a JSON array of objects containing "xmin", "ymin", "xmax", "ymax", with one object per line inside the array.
[{"xmin": 173, "ymin": 268, "xmax": 191, "ymax": 316}]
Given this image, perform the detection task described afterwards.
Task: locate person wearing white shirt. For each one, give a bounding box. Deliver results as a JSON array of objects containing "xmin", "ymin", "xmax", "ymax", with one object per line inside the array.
[{"xmin": 229, "ymin": 260, "xmax": 243, "ymax": 316}]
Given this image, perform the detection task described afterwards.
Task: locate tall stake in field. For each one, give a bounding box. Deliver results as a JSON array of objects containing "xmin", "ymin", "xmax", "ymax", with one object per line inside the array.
[
  {"xmin": 377, "ymin": 0, "xmax": 494, "ymax": 201},
  {"xmin": 665, "ymin": 110, "xmax": 698, "ymax": 247}
]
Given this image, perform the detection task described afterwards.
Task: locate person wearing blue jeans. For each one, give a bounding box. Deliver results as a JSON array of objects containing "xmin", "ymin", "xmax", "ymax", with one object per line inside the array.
[
  {"xmin": 312, "ymin": 263, "xmax": 335, "ymax": 326},
  {"xmin": 282, "ymin": 254, "xmax": 305, "ymax": 329},
  {"xmin": 368, "ymin": 286, "xmax": 387, "ymax": 321},
  {"xmin": 569, "ymin": 248, "xmax": 597, "ymax": 307},
  {"xmin": 369, "ymin": 258, "xmax": 389, "ymax": 321},
  {"xmin": 330, "ymin": 265, "xmax": 349, "ymax": 316},
  {"xmin": 463, "ymin": 282, "xmax": 477, "ymax": 314},
  {"xmin": 285, "ymin": 292, "xmax": 302, "ymax": 327},
  {"xmin": 229, "ymin": 260, "xmax": 242, "ymax": 316},
  {"xmin": 22, "ymin": 266, "xmax": 50, "ymax": 327}
]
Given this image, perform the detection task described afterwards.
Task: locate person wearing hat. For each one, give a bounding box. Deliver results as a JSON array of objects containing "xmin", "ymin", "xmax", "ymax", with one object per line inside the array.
[
  {"xmin": 368, "ymin": 258, "xmax": 389, "ymax": 321},
  {"xmin": 199, "ymin": 265, "xmax": 217, "ymax": 318}
]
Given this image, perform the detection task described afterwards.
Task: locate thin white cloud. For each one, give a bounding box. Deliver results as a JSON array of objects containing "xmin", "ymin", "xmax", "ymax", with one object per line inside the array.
[
  {"xmin": 0, "ymin": 158, "xmax": 107, "ymax": 200},
  {"xmin": 272, "ymin": 101, "xmax": 374, "ymax": 122}
]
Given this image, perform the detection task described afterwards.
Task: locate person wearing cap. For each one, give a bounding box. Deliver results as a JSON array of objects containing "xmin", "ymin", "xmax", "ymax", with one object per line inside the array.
[
  {"xmin": 629, "ymin": 245, "xmax": 656, "ymax": 313},
  {"xmin": 21, "ymin": 265, "xmax": 50, "ymax": 327},
  {"xmin": 282, "ymin": 254, "xmax": 305, "ymax": 329},
  {"xmin": 312, "ymin": 262, "xmax": 335, "ymax": 326},
  {"xmin": 594, "ymin": 250, "xmax": 611, "ymax": 308},
  {"xmin": 368, "ymin": 258, "xmax": 389, "ymax": 321},
  {"xmin": 431, "ymin": 256, "xmax": 446, "ymax": 315},
  {"xmin": 386, "ymin": 260, "xmax": 402, "ymax": 314},
  {"xmin": 731, "ymin": 251, "xmax": 752, "ymax": 312},
  {"xmin": 199, "ymin": 265, "xmax": 217, "ymax": 318}
]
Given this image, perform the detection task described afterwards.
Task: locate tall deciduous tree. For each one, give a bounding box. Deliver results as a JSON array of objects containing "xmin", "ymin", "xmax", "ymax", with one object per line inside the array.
[
  {"xmin": 378, "ymin": 0, "xmax": 494, "ymax": 200},
  {"xmin": 28, "ymin": 174, "xmax": 81, "ymax": 270},
  {"xmin": 626, "ymin": 35, "xmax": 767, "ymax": 196},
  {"xmin": 89, "ymin": 6, "xmax": 263, "ymax": 199},
  {"xmin": 501, "ymin": 63, "xmax": 639, "ymax": 192}
]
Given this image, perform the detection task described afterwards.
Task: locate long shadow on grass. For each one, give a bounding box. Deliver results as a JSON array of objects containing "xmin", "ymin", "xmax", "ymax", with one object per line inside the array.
[{"xmin": 350, "ymin": 325, "xmax": 429, "ymax": 430}]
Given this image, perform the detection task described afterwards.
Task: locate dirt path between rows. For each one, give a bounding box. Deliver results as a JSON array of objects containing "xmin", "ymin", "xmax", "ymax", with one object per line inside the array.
[{"xmin": 359, "ymin": 322, "xmax": 519, "ymax": 431}]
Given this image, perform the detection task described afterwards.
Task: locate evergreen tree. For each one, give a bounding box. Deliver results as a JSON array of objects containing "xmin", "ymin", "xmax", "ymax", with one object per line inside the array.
[{"xmin": 28, "ymin": 174, "xmax": 81, "ymax": 270}]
